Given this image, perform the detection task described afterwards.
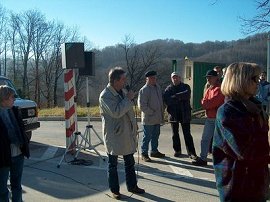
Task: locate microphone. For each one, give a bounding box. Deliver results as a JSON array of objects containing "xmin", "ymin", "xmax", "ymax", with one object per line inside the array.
[{"xmin": 126, "ymin": 84, "xmax": 135, "ymax": 103}]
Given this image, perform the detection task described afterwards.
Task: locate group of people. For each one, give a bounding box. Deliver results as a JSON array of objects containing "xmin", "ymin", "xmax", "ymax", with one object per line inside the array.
[
  {"xmin": 99, "ymin": 67, "xmax": 198, "ymax": 199},
  {"xmin": 99, "ymin": 62, "xmax": 270, "ymax": 201},
  {"xmin": 0, "ymin": 62, "xmax": 269, "ymax": 201}
]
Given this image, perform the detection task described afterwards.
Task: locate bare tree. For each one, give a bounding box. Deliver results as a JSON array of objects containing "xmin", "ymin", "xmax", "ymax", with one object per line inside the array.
[
  {"xmin": 7, "ymin": 12, "xmax": 19, "ymax": 82},
  {"xmin": 39, "ymin": 22, "xmax": 80, "ymax": 107},
  {"xmin": 10, "ymin": 10, "xmax": 44, "ymax": 98},
  {"xmin": 120, "ymin": 35, "xmax": 160, "ymax": 91},
  {"xmin": 32, "ymin": 16, "xmax": 54, "ymax": 107},
  {"xmin": 0, "ymin": 5, "xmax": 8, "ymax": 75},
  {"xmin": 241, "ymin": 0, "xmax": 270, "ymax": 34}
]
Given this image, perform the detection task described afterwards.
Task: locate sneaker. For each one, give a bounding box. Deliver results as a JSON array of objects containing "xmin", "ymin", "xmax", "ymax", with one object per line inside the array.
[
  {"xmin": 141, "ymin": 154, "xmax": 152, "ymax": 162},
  {"xmin": 150, "ymin": 151, "xmax": 165, "ymax": 158},
  {"xmin": 174, "ymin": 151, "xmax": 182, "ymax": 157},
  {"xmin": 191, "ymin": 157, "xmax": 207, "ymax": 166},
  {"xmin": 112, "ymin": 192, "xmax": 121, "ymax": 200},
  {"xmin": 128, "ymin": 185, "xmax": 145, "ymax": 194},
  {"xmin": 189, "ymin": 154, "xmax": 198, "ymax": 160}
]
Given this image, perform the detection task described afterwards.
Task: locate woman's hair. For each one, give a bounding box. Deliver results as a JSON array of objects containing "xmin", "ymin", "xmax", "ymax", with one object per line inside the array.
[
  {"xmin": 108, "ymin": 67, "xmax": 126, "ymax": 85},
  {"xmin": 221, "ymin": 62, "xmax": 261, "ymax": 98},
  {"xmin": 0, "ymin": 85, "xmax": 15, "ymax": 103}
]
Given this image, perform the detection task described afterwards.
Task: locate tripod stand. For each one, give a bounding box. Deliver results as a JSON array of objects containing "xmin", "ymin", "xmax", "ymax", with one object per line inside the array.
[{"xmin": 74, "ymin": 76, "xmax": 105, "ymax": 161}]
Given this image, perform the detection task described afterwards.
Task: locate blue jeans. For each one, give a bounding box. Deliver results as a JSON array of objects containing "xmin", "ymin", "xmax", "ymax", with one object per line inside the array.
[
  {"xmin": 0, "ymin": 154, "xmax": 24, "ymax": 202},
  {"xmin": 200, "ymin": 118, "xmax": 216, "ymax": 161},
  {"xmin": 107, "ymin": 153, "xmax": 137, "ymax": 193},
  {"xmin": 141, "ymin": 124, "xmax": 160, "ymax": 155}
]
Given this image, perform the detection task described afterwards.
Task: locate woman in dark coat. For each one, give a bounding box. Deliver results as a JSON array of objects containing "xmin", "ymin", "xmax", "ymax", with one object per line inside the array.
[
  {"xmin": 213, "ymin": 62, "xmax": 270, "ymax": 202},
  {"xmin": 0, "ymin": 85, "xmax": 30, "ymax": 202}
]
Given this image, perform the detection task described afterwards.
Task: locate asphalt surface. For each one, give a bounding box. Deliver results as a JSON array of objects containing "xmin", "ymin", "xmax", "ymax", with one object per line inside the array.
[{"xmin": 17, "ymin": 119, "xmax": 269, "ymax": 201}]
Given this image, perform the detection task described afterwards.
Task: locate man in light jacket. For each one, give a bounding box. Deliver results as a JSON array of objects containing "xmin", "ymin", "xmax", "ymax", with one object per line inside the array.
[
  {"xmin": 99, "ymin": 67, "xmax": 145, "ymax": 200},
  {"xmin": 138, "ymin": 70, "xmax": 165, "ymax": 162}
]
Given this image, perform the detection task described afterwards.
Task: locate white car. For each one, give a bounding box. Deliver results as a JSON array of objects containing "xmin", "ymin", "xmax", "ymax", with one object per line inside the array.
[{"xmin": 0, "ymin": 76, "xmax": 40, "ymax": 140}]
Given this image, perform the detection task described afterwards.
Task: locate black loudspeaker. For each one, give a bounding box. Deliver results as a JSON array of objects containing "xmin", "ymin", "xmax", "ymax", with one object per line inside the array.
[
  {"xmin": 61, "ymin": 43, "xmax": 85, "ymax": 69},
  {"xmin": 79, "ymin": 51, "xmax": 95, "ymax": 76}
]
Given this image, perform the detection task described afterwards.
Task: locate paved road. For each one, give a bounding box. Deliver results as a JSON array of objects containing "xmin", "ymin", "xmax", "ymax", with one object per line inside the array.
[{"xmin": 22, "ymin": 120, "xmax": 221, "ymax": 202}]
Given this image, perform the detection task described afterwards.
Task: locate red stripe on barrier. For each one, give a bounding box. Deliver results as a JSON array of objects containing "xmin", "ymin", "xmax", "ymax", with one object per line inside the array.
[
  {"xmin": 67, "ymin": 141, "xmax": 76, "ymax": 151},
  {"xmin": 66, "ymin": 122, "xmax": 76, "ymax": 137},
  {"xmin": 65, "ymin": 105, "xmax": 75, "ymax": 120},
  {"xmin": 64, "ymin": 69, "xmax": 73, "ymax": 83},
  {"xmin": 64, "ymin": 87, "xmax": 74, "ymax": 101}
]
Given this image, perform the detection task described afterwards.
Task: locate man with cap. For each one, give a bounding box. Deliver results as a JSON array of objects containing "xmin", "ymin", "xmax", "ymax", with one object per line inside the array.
[
  {"xmin": 138, "ymin": 70, "xmax": 165, "ymax": 162},
  {"xmin": 192, "ymin": 69, "xmax": 224, "ymax": 166},
  {"xmin": 163, "ymin": 72, "xmax": 197, "ymax": 159}
]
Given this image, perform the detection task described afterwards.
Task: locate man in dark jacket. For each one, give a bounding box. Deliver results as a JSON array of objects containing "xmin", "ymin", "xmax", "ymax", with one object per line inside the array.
[{"xmin": 163, "ymin": 72, "xmax": 197, "ymax": 159}]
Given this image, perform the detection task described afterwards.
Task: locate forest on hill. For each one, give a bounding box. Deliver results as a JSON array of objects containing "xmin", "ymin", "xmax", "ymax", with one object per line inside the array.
[
  {"xmin": 9, "ymin": 32, "xmax": 270, "ymax": 107},
  {"xmin": 0, "ymin": 6, "xmax": 268, "ymax": 107}
]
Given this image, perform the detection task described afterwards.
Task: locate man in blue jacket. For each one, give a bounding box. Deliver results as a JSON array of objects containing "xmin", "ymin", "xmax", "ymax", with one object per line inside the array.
[{"xmin": 256, "ymin": 71, "xmax": 270, "ymax": 111}]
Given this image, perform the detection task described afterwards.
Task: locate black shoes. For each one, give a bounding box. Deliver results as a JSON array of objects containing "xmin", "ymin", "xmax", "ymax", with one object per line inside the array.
[
  {"xmin": 191, "ymin": 157, "xmax": 207, "ymax": 166},
  {"xmin": 112, "ymin": 192, "xmax": 121, "ymax": 200},
  {"xmin": 112, "ymin": 186, "xmax": 145, "ymax": 199},
  {"xmin": 174, "ymin": 151, "xmax": 183, "ymax": 157},
  {"xmin": 142, "ymin": 151, "xmax": 165, "ymax": 162},
  {"xmin": 128, "ymin": 185, "xmax": 145, "ymax": 194},
  {"xmin": 141, "ymin": 154, "xmax": 152, "ymax": 162},
  {"xmin": 189, "ymin": 154, "xmax": 198, "ymax": 160},
  {"xmin": 150, "ymin": 151, "xmax": 165, "ymax": 158},
  {"xmin": 174, "ymin": 152, "xmax": 197, "ymax": 160}
]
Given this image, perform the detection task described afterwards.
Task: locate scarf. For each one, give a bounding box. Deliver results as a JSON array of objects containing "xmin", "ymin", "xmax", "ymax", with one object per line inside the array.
[{"xmin": 0, "ymin": 107, "xmax": 23, "ymax": 145}]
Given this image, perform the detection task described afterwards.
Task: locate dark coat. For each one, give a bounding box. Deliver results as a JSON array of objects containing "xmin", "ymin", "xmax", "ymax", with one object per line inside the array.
[
  {"xmin": 0, "ymin": 106, "xmax": 30, "ymax": 168},
  {"xmin": 213, "ymin": 98, "xmax": 269, "ymax": 201},
  {"xmin": 163, "ymin": 82, "xmax": 192, "ymax": 123}
]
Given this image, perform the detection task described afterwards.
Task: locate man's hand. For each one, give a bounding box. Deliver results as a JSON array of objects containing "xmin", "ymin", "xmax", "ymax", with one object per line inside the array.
[{"xmin": 127, "ymin": 90, "xmax": 135, "ymax": 101}]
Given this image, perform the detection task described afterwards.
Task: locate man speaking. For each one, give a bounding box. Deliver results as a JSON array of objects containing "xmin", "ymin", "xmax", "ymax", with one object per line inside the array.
[{"xmin": 99, "ymin": 67, "xmax": 145, "ymax": 200}]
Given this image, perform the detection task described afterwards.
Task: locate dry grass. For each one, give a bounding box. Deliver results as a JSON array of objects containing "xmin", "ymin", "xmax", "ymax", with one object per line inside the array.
[
  {"xmin": 38, "ymin": 106, "xmax": 101, "ymax": 117},
  {"xmin": 38, "ymin": 106, "xmax": 168, "ymax": 119}
]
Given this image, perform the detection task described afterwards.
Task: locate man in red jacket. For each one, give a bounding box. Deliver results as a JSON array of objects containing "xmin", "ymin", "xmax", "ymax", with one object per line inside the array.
[{"xmin": 192, "ymin": 70, "xmax": 224, "ymax": 166}]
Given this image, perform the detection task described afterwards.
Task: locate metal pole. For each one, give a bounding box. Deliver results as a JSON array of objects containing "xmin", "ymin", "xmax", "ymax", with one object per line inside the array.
[{"xmin": 86, "ymin": 76, "xmax": 90, "ymax": 126}]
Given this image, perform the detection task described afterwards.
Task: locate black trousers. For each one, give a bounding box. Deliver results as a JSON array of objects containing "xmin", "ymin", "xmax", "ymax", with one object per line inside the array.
[{"xmin": 171, "ymin": 122, "xmax": 196, "ymax": 156}]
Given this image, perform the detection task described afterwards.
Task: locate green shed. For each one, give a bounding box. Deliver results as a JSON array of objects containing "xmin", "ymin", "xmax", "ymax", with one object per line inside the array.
[{"xmin": 181, "ymin": 59, "xmax": 226, "ymax": 112}]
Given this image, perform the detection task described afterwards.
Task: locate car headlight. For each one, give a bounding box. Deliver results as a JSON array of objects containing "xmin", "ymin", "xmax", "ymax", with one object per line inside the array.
[{"xmin": 28, "ymin": 108, "xmax": 36, "ymax": 117}]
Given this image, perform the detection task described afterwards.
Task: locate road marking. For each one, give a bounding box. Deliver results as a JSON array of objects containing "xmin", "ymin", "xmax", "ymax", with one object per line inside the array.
[
  {"xmin": 163, "ymin": 159, "xmax": 193, "ymax": 177},
  {"xmin": 41, "ymin": 146, "xmax": 59, "ymax": 160},
  {"xmin": 169, "ymin": 165, "xmax": 193, "ymax": 177}
]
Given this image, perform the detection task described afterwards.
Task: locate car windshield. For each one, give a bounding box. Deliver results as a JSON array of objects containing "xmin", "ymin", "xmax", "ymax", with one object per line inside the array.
[{"xmin": 0, "ymin": 79, "xmax": 19, "ymax": 98}]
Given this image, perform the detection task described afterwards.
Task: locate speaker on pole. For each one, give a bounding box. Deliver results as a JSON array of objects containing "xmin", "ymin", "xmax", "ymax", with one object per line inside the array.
[
  {"xmin": 61, "ymin": 43, "xmax": 85, "ymax": 69},
  {"xmin": 79, "ymin": 51, "xmax": 95, "ymax": 76}
]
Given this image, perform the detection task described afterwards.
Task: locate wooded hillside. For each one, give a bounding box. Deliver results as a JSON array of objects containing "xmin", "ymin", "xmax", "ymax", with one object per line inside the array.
[{"xmin": 0, "ymin": 6, "xmax": 268, "ymax": 107}]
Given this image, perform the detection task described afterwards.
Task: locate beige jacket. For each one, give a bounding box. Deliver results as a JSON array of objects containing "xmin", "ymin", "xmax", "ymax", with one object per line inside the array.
[
  {"xmin": 138, "ymin": 83, "xmax": 164, "ymax": 125},
  {"xmin": 99, "ymin": 84, "xmax": 137, "ymax": 155}
]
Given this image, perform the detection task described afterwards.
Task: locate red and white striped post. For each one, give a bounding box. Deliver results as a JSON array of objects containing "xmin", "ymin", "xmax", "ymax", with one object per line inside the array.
[{"xmin": 64, "ymin": 69, "xmax": 78, "ymax": 151}]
